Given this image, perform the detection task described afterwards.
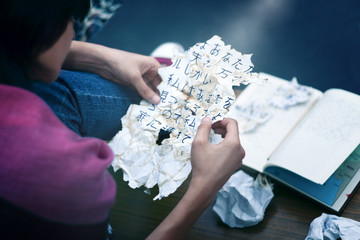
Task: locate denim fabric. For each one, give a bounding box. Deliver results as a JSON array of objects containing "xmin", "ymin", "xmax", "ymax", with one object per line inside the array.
[{"xmin": 33, "ymin": 70, "xmax": 141, "ymax": 140}]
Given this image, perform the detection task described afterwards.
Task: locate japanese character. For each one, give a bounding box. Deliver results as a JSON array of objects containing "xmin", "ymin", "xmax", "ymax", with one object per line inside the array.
[
  {"xmin": 223, "ymin": 97, "xmax": 234, "ymax": 109},
  {"xmin": 169, "ymin": 96, "xmax": 178, "ymax": 104},
  {"xmin": 212, "ymin": 113, "xmax": 222, "ymax": 121},
  {"xmin": 160, "ymin": 90, "xmax": 169, "ymax": 103},
  {"xmin": 197, "ymin": 89, "xmax": 204, "ymax": 101},
  {"xmin": 148, "ymin": 104, "xmax": 156, "ymax": 111},
  {"xmin": 200, "ymin": 41, "xmax": 207, "ymax": 50},
  {"xmin": 167, "ymin": 74, "xmax": 174, "ymax": 85},
  {"xmin": 162, "ymin": 110, "xmax": 172, "ymax": 119},
  {"xmin": 172, "ymin": 58, "xmax": 181, "ymax": 69},
  {"xmin": 210, "ymin": 44, "xmax": 220, "ymax": 56},
  {"xmin": 170, "ymin": 78, "xmax": 179, "ymax": 89},
  {"xmin": 205, "ymin": 94, "xmax": 213, "ymax": 103},
  {"xmin": 192, "ymin": 104, "xmax": 201, "ymax": 114},
  {"xmin": 214, "ymin": 94, "xmax": 223, "ymax": 104},
  {"xmin": 136, "ymin": 111, "xmax": 150, "ymax": 122},
  {"xmin": 202, "ymin": 73, "xmax": 211, "ymax": 84},
  {"xmin": 222, "ymin": 52, "xmax": 232, "ymax": 63},
  {"xmin": 174, "ymin": 113, "xmax": 182, "ymax": 123},
  {"xmin": 185, "ymin": 116, "xmax": 196, "ymax": 129},
  {"xmin": 188, "ymin": 86, "xmax": 195, "ymax": 97},
  {"xmin": 244, "ymin": 65, "xmax": 254, "ymax": 73},
  {"xmin": 232, "ymin": 58, "xmax": 243, "ymax": 70},
  {"xmin": 190, "ymin": 70, "xmax": 202, "ymax": 80},
  {"xmin": 191, "ymin": 51, "xmax": 202, "ymax": 64},
  {"xmin": 182, "ymin": 134, "xmax": 192, "ymax": 143},
  {"xmin": 184, "ymin": 63, "xmax": 190, "ymax": 75},
  {"xmin": 146, "ymin": 119, "xmax": 161, "ymax": 130},
  {"xmin": 217, "ymin": 68, "xmax": 232, "ymax": 79},
  {"xmin": 181, "ymin": 82, "xmax": 188, "ymax": 92}
]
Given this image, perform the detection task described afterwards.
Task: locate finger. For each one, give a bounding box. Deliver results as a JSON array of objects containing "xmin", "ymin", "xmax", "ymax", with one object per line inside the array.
[
  {"xmin": 144, "ymin": 73, "xmax": 162, "ymax": 91},
  {"xmin": 132, "ymin": 76, "xmax": 161, "ymax": 104},
  {"xmin": 212, "ymin": 118, "xmax": 239, "ymax": 140},
  {"xmin": 212, "ymin": 127, "xmax": 226, "ymax": 138},
  {"xmin": 140, "ymin": 58, "xmax": 162, "ymax": 104},
  {"xmin": 212, "ymin": 120, "xmax": 226, "ymax": 137},
  {"xmin": 143, "ymin": 59, "xmax": 162, "ymax": 83},
  {"xmin": 193, "ymin": 117, "xmax": 212, "ymax": 144},
  {"xmin": 212, "ymin": 119, "xmax": 227, "ymax": 136},
  {"xmin": 143, "ymin": 73, "xmax": 161, "ymax": 96},
  {"xmin": 150, "ymin": 74, "xmax": 162, "ymax": 88},
  {"xmin": 149, "ymin": 56, "xmax": 162, "ymax": 69}
]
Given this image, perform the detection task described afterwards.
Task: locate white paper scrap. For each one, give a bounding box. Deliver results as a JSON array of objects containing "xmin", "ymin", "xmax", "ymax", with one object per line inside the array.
[
  {"xmin": 213, "ymin": 170, "xmax": 274, "ymax": 228},
  {"xmin": 226, "ymin": 76, "xmax": 313, "ymax": 133},
  {"xmin": 230, "ymin": 101, "xmax": 271, "ymax": 133},
  {"xmin": 108, "ymin": 35, "xmax": 264, "ymax": 200},
  {"xmin": 268, "ymin": 77, "xmax": 312, "ymax": 110}
]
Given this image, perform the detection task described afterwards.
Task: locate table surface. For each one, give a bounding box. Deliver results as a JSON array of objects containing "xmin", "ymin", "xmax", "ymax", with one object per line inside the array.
[
  {"xmin": 109, "ymin": 168, "xmax": 360, "ymax": 240},
  {"xmin": 108, "ymin": 90, "xmax": 360, "ymax": 240}
]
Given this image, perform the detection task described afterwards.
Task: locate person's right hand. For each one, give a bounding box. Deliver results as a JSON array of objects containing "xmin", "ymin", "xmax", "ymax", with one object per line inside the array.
[
  {"xmin": 190, "ymin": 117, "xmax": 245, "ymax": 196},
  {"xmin": 146, "ymin": 117, "xmax": 245, "ymax": 240}
]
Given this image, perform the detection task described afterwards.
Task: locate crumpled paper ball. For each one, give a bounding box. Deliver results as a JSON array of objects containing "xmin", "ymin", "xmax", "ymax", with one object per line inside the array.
[
  {"xmin": 213, "ymin": 170, "xmax": 274, "ymax": 228},
  {"xmin": 305, "ymin": 213, "xmax": 360, "ymax": 240}
]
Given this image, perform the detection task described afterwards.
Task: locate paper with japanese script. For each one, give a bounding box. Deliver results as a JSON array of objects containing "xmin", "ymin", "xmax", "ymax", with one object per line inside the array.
[{"xmin": 108, "ymin": 35, "xmax": 263, "ymax": 200}]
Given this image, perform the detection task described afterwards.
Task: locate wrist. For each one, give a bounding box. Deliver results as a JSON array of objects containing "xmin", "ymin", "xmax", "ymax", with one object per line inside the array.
[
  {"xmin": 92, "ymin": 44, "xmax": 116, "ymax": 80},
  {"xmin": 187, "ymin": 176, "xmax": 218, "ymax": 208},
  {"xmin": 146, "ymin": 176, "xmax": 216, "ymax": 240},
  {"xmin": 63, "ymin": 41, "xmax": 113, "ymax": 79}
]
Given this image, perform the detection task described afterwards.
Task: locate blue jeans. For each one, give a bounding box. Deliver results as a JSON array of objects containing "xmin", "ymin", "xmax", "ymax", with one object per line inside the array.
[{"xmin": 33, "ymin": 70, "xmax": 141, "ymax": 140}]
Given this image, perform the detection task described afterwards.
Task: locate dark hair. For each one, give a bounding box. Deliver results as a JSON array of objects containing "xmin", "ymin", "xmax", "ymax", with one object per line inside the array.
[{"xmin": 0, "ymin": 0, "xmax": 91, "ymax": 89}]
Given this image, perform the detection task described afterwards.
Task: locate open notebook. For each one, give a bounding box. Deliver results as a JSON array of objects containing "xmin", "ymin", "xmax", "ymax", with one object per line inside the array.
[{"xmin": 228, "ymin": 73, "xmax": 360, "ymax": 213}]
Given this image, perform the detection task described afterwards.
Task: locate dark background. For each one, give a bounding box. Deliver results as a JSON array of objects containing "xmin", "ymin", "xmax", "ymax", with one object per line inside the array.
[{"xmin": 90, "ymin": 0, "xmax": 360, "ymax": 95}]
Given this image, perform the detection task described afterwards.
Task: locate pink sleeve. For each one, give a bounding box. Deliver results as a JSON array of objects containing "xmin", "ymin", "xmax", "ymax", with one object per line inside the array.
[{"xmin": 0, "ymin": 85, "xmax": 116, "ymax": 225}]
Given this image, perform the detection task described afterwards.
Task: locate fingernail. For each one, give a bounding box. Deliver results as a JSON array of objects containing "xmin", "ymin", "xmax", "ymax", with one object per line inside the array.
[{"xmin": 151, "ymin": 95, "xmax": 160, "ymax": 104}]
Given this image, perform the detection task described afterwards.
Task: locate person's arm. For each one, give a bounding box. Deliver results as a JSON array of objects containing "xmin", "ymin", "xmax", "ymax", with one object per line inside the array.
[
  {"xmin": 146, "ymin": 117, "xmax": 245, "ymax": 240},
  {"xmin": 62, "ymin": 41, "xmax": 161, "ymax": 104}
]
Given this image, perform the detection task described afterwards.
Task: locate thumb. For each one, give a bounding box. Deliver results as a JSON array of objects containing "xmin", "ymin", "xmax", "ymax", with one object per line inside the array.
[
  {"xmin": 133, "ymin": 77, "xmax": 160, "ymax": 104},
  {"xmin": 193, "ymin": 117, "xmax": 212, "ymax": 143}
]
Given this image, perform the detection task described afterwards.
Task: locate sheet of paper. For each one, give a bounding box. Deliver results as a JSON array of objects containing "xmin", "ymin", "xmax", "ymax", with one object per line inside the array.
[
  {"xmin": 226, "ymin": 73, "xmax": 322, "ymax": 172},
  {"xmin": 268, "ymin": 89, "xmax": 360, "ymax": 184},
  {"xmin": 108, "ymin": 35, "xmax": 263, "ymax": 200}
]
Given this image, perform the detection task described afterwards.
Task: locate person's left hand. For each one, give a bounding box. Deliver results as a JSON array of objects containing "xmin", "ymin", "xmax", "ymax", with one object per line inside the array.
[
  {"xmin": 102, "ymin": 49, "xmax": 162, "ymax": 104},
  {"xmin": 64, "ymin": 41, "xmax": 163, "ymax": 104}
]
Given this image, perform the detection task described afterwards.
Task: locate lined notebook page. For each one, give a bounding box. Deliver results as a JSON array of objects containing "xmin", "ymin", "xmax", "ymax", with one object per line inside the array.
[
  {"xmin": 228, "ymin": 73, "xmax": 322, "ymax": 172},
  {"xmin": 267, "ymin": 89, "xmax": 360, "ymax": 184}
]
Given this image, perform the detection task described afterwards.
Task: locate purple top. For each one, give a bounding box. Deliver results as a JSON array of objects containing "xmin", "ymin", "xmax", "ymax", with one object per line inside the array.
[{"xmin": 0, "ymin": 84, "xmax": 116, "ymax": 225}]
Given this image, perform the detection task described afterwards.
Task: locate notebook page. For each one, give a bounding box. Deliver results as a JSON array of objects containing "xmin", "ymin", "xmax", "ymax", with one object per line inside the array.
[
  {"xmin": 228, "ymin": 73, "xmax": 322, "ymax": 172},
  {"xmin": 267, "ymin": 89, "xmax": 360, "ymax": 184}
]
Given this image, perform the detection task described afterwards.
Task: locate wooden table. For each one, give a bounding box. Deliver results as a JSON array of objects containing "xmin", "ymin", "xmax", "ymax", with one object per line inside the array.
[{"xmin": 108, "ymin": 167, "xmax": 360, "ymax": 240}]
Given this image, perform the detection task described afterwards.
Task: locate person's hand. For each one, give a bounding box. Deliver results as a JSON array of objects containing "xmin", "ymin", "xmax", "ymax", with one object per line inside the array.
[
  {"xmin": 63, "ymin": 41, "xmax": 162, "ymax": 105},
  {"xmin": 146, "ymin": 118, "xmax": 244, "ymax": 240},
  {"xmin": 190, "ymin": 117, "xmax": 245, "ymax": 195},
  {"xmin": 102, "ymin": 49, "xmax": 162, "ymax": 104}
]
